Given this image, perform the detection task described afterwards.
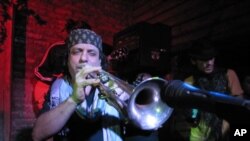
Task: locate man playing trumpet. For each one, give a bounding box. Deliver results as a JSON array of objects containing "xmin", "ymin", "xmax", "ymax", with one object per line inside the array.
[{"xmin": 32, "ymin": 29, "xmax": 129, "ymax": 141}]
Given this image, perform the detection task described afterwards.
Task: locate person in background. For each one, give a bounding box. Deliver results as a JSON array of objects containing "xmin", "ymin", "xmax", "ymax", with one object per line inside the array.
[
  {"xmin": 242, "ymin": 75, "xmax": 250, "ymax": 99},
  {"xmin": 164, "ymin": 39, "xmax": 244, "ymax": 141},
  {"xmin": 132, "ymin": 72, "xmax": 152, "ymax": 86},
  {"xmin": 32, "ymin": 29, "xmax": 129, "ymax": 141},
  {"xmin": 33, "ymin": 19, "xmax": 92, "ymax": 116}
]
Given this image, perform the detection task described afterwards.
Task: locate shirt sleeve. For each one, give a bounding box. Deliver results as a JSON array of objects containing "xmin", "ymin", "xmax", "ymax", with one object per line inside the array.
[
  {"xmin": 39, "ymin": 78, "xmax": 63, "ymax": 115},
  {"xmin": 227, "ymin": 69, "xmax": 244, "ymax": 97},
  {"xmin": 38, "ymin": 90, "xmax": 51, "ymax": 115}
]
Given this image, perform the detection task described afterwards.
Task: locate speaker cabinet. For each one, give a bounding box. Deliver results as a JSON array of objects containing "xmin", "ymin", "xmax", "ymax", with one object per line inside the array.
[{"xmin": 110, "ymin": 22, "xmax": 172, "ymax": 79}]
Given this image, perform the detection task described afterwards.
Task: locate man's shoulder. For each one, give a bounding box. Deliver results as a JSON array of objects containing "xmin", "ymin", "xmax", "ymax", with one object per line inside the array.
[
  {"xmin": 222, "ymin": 68, "xmax": 238, "ymax": 78},
  {"xmin": 51, "ymin": 77, "xmax": 70, "ymax": 89},
  {"xmin": 214, "ymin": 67, "xmax": 228, "ymax": 74},
  {"xmin": 226, "ymin": 68, "xmax": 236, "ymax": 74},
  {"xmin": 184, "ymin": 75, "xmax": 194, "ymax": 85},
  {"xmin": 50, "ymin": 77, "xmax": 72, "ymax": 102}
]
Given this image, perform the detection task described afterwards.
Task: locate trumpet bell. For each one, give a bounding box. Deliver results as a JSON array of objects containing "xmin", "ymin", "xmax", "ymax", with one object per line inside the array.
[
  {"xmin": 127, "ymin": 78, "xmax": 173, "ymax": 130},
  {"xmin": 76, "ymin": 70, "xmax": 173, "ymax": 131}
]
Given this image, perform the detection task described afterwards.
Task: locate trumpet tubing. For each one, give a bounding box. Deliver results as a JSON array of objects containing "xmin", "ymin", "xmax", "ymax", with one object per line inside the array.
[{"xmin": 79, "ymin": 70, "xmax": 173, "ymax": 130}]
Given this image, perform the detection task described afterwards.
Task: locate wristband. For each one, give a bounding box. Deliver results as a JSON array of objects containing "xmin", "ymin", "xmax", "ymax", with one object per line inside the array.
[{"xmin": 70, "ymin": 94, "xmax": 82, "ymax": 105}]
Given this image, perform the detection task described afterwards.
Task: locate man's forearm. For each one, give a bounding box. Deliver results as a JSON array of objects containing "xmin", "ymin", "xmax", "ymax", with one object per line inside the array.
[{"xmin": 32, "ymin": 97, "xmax": 78, "ymax": 141}]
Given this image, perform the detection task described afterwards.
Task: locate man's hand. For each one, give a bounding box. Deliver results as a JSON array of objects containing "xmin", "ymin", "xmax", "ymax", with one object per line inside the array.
[{"xmin": 71, "ymin": 65, "xmax": 101, "ymax": 104}]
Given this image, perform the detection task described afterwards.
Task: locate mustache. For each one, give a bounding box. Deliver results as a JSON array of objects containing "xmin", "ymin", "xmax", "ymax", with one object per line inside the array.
[
  {"xmin": 76, "ymin": 65, "xmax": 101, "ymax": 79},
  {"xmin": 76, "ymin": 64, "xmax": 87, "ymax": 70}
]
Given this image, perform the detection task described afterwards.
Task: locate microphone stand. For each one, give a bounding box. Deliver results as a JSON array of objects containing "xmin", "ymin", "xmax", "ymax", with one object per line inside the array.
[{"xmin": 162, "ymin": 80, "xmax": 250, "ymax": 125}]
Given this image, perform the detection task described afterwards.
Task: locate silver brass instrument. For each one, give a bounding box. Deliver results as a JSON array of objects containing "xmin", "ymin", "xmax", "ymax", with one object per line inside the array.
[
  {"xmin": 127, "ymin": 77, "xmax": 173, "ymax": 130},
  {"xmin": 78, "ymin": 70, "xmax": 173, "ymax": 130}
]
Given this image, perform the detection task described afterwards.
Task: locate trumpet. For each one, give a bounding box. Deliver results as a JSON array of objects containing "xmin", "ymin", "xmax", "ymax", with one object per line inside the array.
[{"xmin": 78, "ymin": 70, "xmax": 173, "ymax": 130}]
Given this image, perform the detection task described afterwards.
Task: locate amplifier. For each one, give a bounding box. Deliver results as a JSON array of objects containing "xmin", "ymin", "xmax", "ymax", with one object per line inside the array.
[{"xmin": 110, "ymin": 22, "xmax": 172, "ymax": 77}]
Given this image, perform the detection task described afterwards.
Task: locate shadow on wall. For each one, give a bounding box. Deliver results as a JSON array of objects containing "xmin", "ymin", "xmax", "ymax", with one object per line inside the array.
[{"xmin": 15, "ymin": 127, "xmax": 33, "ymax": 141}]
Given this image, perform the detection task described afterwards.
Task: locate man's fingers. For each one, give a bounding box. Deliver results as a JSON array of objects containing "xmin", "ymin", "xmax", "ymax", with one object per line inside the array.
[
  {"xmin": 76, "ymin": 66, "xmax": 102, "ymax": 78},
  {"xmin": 82, "ymin": 66, "xmax": 102, "ymax": 76},
  {"xmin": 78, "ymin": 79, "xmax": 100, "ymax": 87}
]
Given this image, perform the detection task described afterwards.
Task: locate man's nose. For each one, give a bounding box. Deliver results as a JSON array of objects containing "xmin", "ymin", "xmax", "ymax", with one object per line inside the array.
[
  {"xmin": 80, "ymin": 52, "xmax": 88, "ymax": 62},
  {"xmin": 206, "ymin": 60, "xmax": 214, "ymax": 65}
]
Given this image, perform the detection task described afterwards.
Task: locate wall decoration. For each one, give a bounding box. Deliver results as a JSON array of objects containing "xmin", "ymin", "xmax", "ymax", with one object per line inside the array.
[{"xmin": 15, "ymin": 0, "xmax": 46, "ymax": 25}]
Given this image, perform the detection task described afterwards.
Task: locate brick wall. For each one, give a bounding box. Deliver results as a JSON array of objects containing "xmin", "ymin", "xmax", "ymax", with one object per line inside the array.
[{"xmin": 11, "ymin": 0, "xmax": 131, "ymax": 140}]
